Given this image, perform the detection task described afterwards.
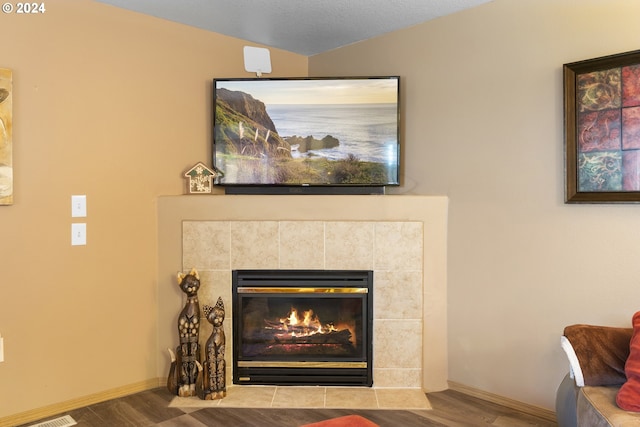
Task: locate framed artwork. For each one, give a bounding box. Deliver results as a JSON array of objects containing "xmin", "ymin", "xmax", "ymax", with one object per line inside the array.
[
  {"xmin": 564, "ymin": 49, "xmax": 640, "ymax": 203},
  {"xmin": 0, "ymin": 68, "xmax": 11, "ymax": 205}
]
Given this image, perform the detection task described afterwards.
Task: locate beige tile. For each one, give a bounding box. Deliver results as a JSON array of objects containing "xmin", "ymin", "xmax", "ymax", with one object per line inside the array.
[
  {"xmin": 325, "ymin": 387, "xmax": 378, "ymax": 409},
  {"xmin": 230, "ymin": 221, "xmax": 279, "ymax": 269},
  {"xmin": 374, "ymin": 319, "xmax": 422, "ymax": 369},
  {"xmin": 279, "ymin": 221, "xmax": 325, "ymax": 269},
  {"xmin": 374, "ymin": 222, "xmax": 423, "ymax": 271},
  {"xmin": 197, "ymin": 270, "xmax": 232, "ymax": 312},
  {"xmin": 375, "ymin": 388, "xmax": 431, "ymax": 410},
  {"xmin": 181, "ymin": 219, "xmax": 427, "ymax": 386},
  {"xmin": 271, "ymin": 386, "xmax": 325, "ymax": 408},
  {"xmin": 373, "ymin": 368, "xmax": 422, "ymax": 388},
  {"xmin": 183, "ymin": 221, "xmax": 230, "ymax": 270},
  {"xmin": 325, "ymin": 222, "xmax": 374, "ymax": 270},
  {"xmin": 169, "ymin": 386, "xmax": 430, "ymax": 410},
  {"xmin": 217, "ymin": 385, "xmax": 276, "ymax": 407},
  {"xmin": 374, "ymin": 270, "xmax": 422, "ymax": 320}
]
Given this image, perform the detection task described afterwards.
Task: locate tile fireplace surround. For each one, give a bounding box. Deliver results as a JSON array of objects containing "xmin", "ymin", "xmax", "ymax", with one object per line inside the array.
[{"xmin": 157, "ymin": 194, "xmax": 448, "ymax": 392}]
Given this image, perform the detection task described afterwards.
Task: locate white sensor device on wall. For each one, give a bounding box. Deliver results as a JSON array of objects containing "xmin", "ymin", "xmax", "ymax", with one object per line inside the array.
[{"xmin": 243, "ymin": 46, "xmax": 272, "ymax": 77}]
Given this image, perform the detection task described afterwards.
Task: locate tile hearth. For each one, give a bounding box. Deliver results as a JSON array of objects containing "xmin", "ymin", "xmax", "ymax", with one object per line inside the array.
[{"xmin": 169, "ymin": 386, "xmax": 431, "ymax": 410}]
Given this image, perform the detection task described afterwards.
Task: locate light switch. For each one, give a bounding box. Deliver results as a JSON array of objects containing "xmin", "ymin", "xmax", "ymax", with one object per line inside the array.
[
  {"xmin": 71, "ymin": 195, "xmax": 87, "ymax": 218},
  {"xmin": 71, "ymin": 223, "xmax": 87, "ymax": 246}
]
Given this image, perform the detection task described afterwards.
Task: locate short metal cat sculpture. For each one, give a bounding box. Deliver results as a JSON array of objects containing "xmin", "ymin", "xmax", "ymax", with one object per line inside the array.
[
  {"xmin": 167, "ymin": 268, "xmax": 201, "ymax": 397},
  {"xmin": 197, "ymin": 297, "xmax": 227, "ymax": 400}
]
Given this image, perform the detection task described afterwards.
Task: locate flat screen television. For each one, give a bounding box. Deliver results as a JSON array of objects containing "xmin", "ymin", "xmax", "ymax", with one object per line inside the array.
[{"xmin": 212, "ymin": 76, "xmax": 400, "ymax": 194}]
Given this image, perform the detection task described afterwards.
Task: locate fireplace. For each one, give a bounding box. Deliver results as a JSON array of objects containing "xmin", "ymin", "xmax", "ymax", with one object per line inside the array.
[{"xmin": 232, "ymin": 269, "xmax": 373, "ymax": 386}]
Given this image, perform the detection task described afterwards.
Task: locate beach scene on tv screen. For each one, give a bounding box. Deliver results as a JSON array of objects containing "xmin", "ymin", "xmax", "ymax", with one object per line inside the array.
[{"xmin": 214, "ymin": 78, "xmax": 399, "ymax": 185}]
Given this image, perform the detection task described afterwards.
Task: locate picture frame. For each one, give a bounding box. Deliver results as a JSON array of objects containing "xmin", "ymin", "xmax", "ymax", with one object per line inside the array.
[
  {"xmin": 0, "ymin": 68, "xmax": 12, "ymax": 206},
  {"xmin": 564, "ymin": 49, "xmax": 640, "ymax": 203}
]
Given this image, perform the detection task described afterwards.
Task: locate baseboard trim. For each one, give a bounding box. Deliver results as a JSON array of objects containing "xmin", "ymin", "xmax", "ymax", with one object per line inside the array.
[
  {"xmin": 447, "ymin": 381, "xmax": 557, "ymax": 423},
  {"xmin": 0, "ymin": 378, "xmax": 164, "ymax": 427}
]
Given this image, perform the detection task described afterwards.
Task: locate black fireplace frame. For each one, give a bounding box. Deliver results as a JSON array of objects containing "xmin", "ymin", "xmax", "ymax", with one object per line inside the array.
[{"xmin": 232, "ymin": 269, "xmax": 373, "ymax": 386}]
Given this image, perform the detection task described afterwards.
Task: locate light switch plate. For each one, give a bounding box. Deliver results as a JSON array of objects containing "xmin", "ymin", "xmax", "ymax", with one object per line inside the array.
[
  {"xmin": 0, "ymin": 335, "xmax": 4, "ymax": 363},
  {"xmin": 71, "ymin": 195, "xmax": 87, "ymax": 218},
  {"xmin": 71, "ymin": 223, "xmax": 87, "ymax": 246}
]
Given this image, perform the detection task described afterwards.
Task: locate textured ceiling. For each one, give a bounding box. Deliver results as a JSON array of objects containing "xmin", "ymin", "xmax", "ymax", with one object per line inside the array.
[{"xmin": 93, "ymin": 0, "xmax": 492, "ymax": 56}]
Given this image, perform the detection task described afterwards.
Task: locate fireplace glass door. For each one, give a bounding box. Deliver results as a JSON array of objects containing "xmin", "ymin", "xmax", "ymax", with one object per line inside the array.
[{"xmin": 232, "ymin": 270, "xmax": 373, "ymax": 386}]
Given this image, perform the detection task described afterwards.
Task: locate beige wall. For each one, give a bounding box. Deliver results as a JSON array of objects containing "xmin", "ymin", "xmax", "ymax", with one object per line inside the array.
[
  {"xmin": 4, "ymin": 0, "xmax": 640, "ymax": 420},
  {"xmin": 310, "ymin": 0, "xmax": 640, "ymax": 410},
  {"xmin": 0, "ymin": 0, "xmax": 306, "ymax": 422}
]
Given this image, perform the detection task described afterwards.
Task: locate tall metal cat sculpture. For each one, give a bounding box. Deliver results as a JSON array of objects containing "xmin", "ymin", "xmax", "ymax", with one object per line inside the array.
[
  {"xmin": 167, "ymin": 268, "xmax": 201, "ymax": 397},
  {"xmin": 197, "ymin": 297, "xmax": 227, "ymax": 400}
]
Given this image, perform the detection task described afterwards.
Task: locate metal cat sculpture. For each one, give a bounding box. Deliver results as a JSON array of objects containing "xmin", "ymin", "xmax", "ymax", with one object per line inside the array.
[{"xmin": 167, "ymin": 268, "xmax": 201, "ymax": 397}]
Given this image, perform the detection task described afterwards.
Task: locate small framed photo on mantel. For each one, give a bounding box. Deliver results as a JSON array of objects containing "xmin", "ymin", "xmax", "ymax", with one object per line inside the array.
[{"xmin": 564, "ymin": 49, "xmax": 640, "ymax": 203}]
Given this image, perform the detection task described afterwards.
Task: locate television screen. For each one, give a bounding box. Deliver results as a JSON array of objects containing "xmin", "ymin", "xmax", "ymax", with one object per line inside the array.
[{"xmin": 212, "ymin": 76, "xmax": 400, "ymax": 191}]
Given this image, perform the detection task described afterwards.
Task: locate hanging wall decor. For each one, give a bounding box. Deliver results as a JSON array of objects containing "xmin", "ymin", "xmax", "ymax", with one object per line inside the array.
[
  {"xmin": 0, "ymin": 68, "xmax": 12, "ymax": 205},
  {"xmin": 564, "ymin": 49, "xmax": 640, "ymax": 203}
]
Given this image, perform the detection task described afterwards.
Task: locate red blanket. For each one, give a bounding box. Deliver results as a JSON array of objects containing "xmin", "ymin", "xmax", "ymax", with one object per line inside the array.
[{"xmin": 300, "ymin": 415, "xmax": 379, "ymax": 427}]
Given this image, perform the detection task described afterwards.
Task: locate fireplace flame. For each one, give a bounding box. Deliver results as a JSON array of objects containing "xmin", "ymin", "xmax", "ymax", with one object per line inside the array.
[
  {"xmin": 287, "ymin": 309, "xmax": 299, "ymax": 326},
  {"xmin": 280, "ymin": 308, "xmax": 324, "ymax": 333},
  {"xmin": 272, "ymin": 307, "xmax": 342, "ymax": 339},
  {"xmin": 261, "ymin": 306, "xmax": 356, "ymax": 347}
]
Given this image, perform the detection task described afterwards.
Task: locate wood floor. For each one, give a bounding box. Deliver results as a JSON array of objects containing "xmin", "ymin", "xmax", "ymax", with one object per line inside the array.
[{"xmin": 18, "ymin": 387, "xmax": 558, "ymax": 427}]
